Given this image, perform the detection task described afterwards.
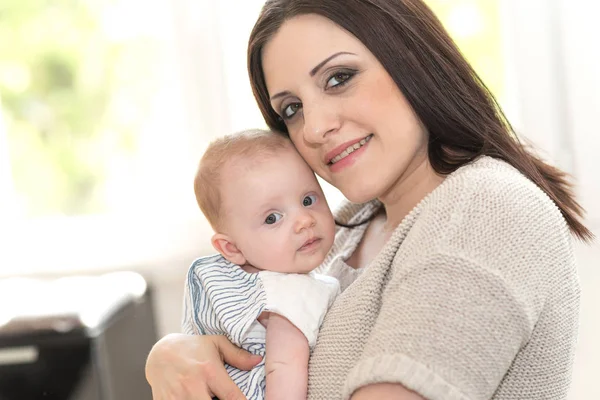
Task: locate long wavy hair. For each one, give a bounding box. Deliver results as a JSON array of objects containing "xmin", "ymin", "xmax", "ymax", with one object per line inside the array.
[{"xmin": 247, "ymin": 0, "xmax": 593, "ymax": 241}]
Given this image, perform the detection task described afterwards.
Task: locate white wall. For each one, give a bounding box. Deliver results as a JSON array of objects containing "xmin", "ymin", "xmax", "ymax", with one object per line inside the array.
[
  {"xmin": 555, "ymin": 2, "xmax": 600, "ymax": 398},
  {"xmin": 557, "ymin": 0, "xmax": 600, "ymax": 227}
]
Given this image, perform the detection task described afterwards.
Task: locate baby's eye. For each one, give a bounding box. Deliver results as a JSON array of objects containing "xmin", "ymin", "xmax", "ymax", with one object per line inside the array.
[
  {"xmin": 303, "ymin": 195, "xmax": 317, "ymax": 207},
  {"xmin": 265, "ymin": 212, "xmax": 283, "ymax": 225}
]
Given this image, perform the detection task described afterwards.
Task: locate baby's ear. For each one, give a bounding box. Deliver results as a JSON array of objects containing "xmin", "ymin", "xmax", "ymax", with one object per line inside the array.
[{"xmin": 211, "ymin": 233, "xmax": 247, "ymax": 266}]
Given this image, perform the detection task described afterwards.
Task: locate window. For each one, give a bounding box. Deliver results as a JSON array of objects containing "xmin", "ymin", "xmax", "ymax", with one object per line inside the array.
[
  {"xmin": 0, "ymin": 0, "xmax": 220, "ymax": 275},
  {"xmin": 2, "ymin": 0, "xmax": 173, "ymax": 217}
]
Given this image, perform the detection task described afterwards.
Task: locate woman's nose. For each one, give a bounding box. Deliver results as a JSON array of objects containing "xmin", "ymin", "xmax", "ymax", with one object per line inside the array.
[
  {"xmin": 302, "ymin": 101, "xmax": 340, "ymax": 143},
  {"xmin": 294, "ymin": 211, "xmax": 316, "ymax": 233}
]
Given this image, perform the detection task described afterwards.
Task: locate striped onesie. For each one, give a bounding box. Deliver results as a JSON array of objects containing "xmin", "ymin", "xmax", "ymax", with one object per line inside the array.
[{"xmin": 182, "ymin": 254, "xmax": 340, "ymax": 400}]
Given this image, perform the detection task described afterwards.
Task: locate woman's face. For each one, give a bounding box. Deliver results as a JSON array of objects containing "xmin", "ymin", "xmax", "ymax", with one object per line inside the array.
[{"xmin": 262, "ymin": 14, "xmax": 430, "ymax": 203}]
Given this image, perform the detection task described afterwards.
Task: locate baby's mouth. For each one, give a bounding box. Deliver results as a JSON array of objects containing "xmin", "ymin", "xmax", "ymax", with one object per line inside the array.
[{"xmin": 299, "ymin": 237, "xmax": 321, "ymax": 251}]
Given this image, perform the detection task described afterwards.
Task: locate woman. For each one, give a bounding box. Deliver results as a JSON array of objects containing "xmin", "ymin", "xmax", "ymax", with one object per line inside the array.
[{"xmin": 146, "ymin": 1, "xmax": 593, "ymax": 399}]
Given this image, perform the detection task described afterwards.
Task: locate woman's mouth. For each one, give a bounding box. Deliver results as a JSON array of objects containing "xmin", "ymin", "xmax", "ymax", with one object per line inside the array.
[{"xmin": 328, "ymin": 134, "xmax": 373, "ymax": 165}]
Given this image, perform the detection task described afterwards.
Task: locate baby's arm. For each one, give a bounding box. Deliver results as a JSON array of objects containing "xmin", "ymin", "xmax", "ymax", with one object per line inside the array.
[{"xmin": 263, "ymin": 312, "xmax": 309, "ymax": 400}]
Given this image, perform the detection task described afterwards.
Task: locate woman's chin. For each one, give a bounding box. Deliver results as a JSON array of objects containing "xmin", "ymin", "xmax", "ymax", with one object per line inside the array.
[{"xmin": 340, "ymin": 187, "xmax": 378, "ymax": 205}]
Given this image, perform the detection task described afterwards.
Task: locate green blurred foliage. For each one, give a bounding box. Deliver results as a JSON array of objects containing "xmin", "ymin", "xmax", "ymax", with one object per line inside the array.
[
  {"xmin": 426, "ymin": 0, "xmax": 505, "ymax": 101},
  {"xmin": 0, "ymin": 0, "xmax": 159, "ymax": 216}
]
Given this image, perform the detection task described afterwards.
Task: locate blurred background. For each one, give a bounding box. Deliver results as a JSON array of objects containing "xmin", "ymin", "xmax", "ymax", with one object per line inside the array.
[{"xmin": 0, "ymin": 0, "xmax": 597, "ymax": 398}]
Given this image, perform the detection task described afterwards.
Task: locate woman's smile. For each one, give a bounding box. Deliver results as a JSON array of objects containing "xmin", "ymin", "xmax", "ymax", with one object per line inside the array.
[{"xmin": 325, "ymin": 134, "xmax": 372, "ymax": 172}]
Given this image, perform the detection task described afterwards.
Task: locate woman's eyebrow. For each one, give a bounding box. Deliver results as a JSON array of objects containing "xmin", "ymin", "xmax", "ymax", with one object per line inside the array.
[
  {"xmin": 270, "ymin": 90, "xmax": 291, "ymax": 102},
  {"xmin": 270, "ymin": 51, "xmax": 357, "ymax": 102},
  {"xmin": 309, "ymin": 51, "xmax": 356, "ymax": 77}
]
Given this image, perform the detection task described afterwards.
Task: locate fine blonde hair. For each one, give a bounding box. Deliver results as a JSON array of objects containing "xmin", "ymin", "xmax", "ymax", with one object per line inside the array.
[{"xmin": 194, "ymin": 129, "xmax": 291, "ymax": 230}]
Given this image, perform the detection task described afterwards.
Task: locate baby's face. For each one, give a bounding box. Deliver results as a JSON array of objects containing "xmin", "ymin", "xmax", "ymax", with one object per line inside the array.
[{"xmin": 220, "ymin": 147, "xmax": 336, "ymax": 273}]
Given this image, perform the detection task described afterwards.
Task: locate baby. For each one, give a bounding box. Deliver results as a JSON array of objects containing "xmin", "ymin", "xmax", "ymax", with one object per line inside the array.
[{"xmin": 182, "ymin": 129, "xmax": 340, "ymax": 400}]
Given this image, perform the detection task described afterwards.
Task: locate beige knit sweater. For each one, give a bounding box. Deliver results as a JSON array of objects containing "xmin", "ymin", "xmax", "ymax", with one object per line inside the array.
[{"xmin": 309, "ymin": 156, "xmax": 580, "ymax": 400}]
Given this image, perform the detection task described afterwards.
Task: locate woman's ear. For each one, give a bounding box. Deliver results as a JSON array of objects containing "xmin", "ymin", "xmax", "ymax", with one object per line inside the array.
[{"xmin": 211, "ymin": 233, "xmax": 247, "ymax": 265}]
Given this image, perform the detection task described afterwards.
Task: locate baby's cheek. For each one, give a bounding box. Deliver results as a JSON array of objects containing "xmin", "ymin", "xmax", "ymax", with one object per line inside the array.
[{"xmin": 258, "ymin": 239, "xmax": 294, "ymax": 273}]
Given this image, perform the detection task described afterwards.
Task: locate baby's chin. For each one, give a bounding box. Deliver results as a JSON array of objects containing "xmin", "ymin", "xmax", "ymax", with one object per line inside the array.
[
  {"xmin": 264, "ymin": 259, "xmax": 325, "ymax": 275},
  {"xmin": 296, "ymin": 255, "xmax": 329, "ymax": 274}
]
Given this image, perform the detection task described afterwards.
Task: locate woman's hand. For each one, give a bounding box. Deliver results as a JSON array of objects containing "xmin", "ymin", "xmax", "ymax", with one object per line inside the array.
[{"xmin": 145, "ymin": 333, "xmax": 262, "ymax": 400}]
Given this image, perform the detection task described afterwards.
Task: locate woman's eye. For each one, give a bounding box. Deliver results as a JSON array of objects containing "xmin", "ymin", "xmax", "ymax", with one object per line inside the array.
[
  {"xmin": 326, "ymin": 72, "xmax": 352, "ymax": 89},
  {"xmin": 282, "ymin": 103, "xmax": 302, "ymax": 120},
  {"xmin": 303, "ymin": 195, "xmax": 317, "ymax": 207},
  {"xmin": 265, "ymin": 212, "xmax": 282, "ymax": 225}
]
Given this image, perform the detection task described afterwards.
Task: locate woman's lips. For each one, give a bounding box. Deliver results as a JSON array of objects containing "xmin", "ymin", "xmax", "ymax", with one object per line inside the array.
[
  {"xmin": 327, "ymin": 136, "xmax": 371, "ymax": 173},
  {"xmin": 323, "ymin": 134, "xmax": 372, "ymax": 165}
]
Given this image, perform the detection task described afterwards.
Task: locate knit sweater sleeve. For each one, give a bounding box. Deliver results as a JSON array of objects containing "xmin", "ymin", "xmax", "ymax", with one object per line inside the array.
[
  {"xmin": 342, "ymin": 161, "xmax": 573, "ymax": 400},
  {"xmin": 344, "ymin": 253, "xmax": 531, "ymax": 400}
]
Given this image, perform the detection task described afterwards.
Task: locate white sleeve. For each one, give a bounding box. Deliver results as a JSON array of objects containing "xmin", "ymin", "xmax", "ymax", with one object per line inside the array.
[{"xmin": 258, "ymin": 271, "xmax": 340, "ymax": 347}]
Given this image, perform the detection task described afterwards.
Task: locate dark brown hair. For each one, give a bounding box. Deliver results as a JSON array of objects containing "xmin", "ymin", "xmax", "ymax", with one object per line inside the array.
[{"xmin": 248, "ymin": 0, "xmax": 593, "ymax": 241}]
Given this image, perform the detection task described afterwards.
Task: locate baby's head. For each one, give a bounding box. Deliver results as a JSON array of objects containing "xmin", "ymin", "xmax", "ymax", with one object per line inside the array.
[{"xmin": 194, "ymin": 129, "xmax": 335, "ymax": 274}]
